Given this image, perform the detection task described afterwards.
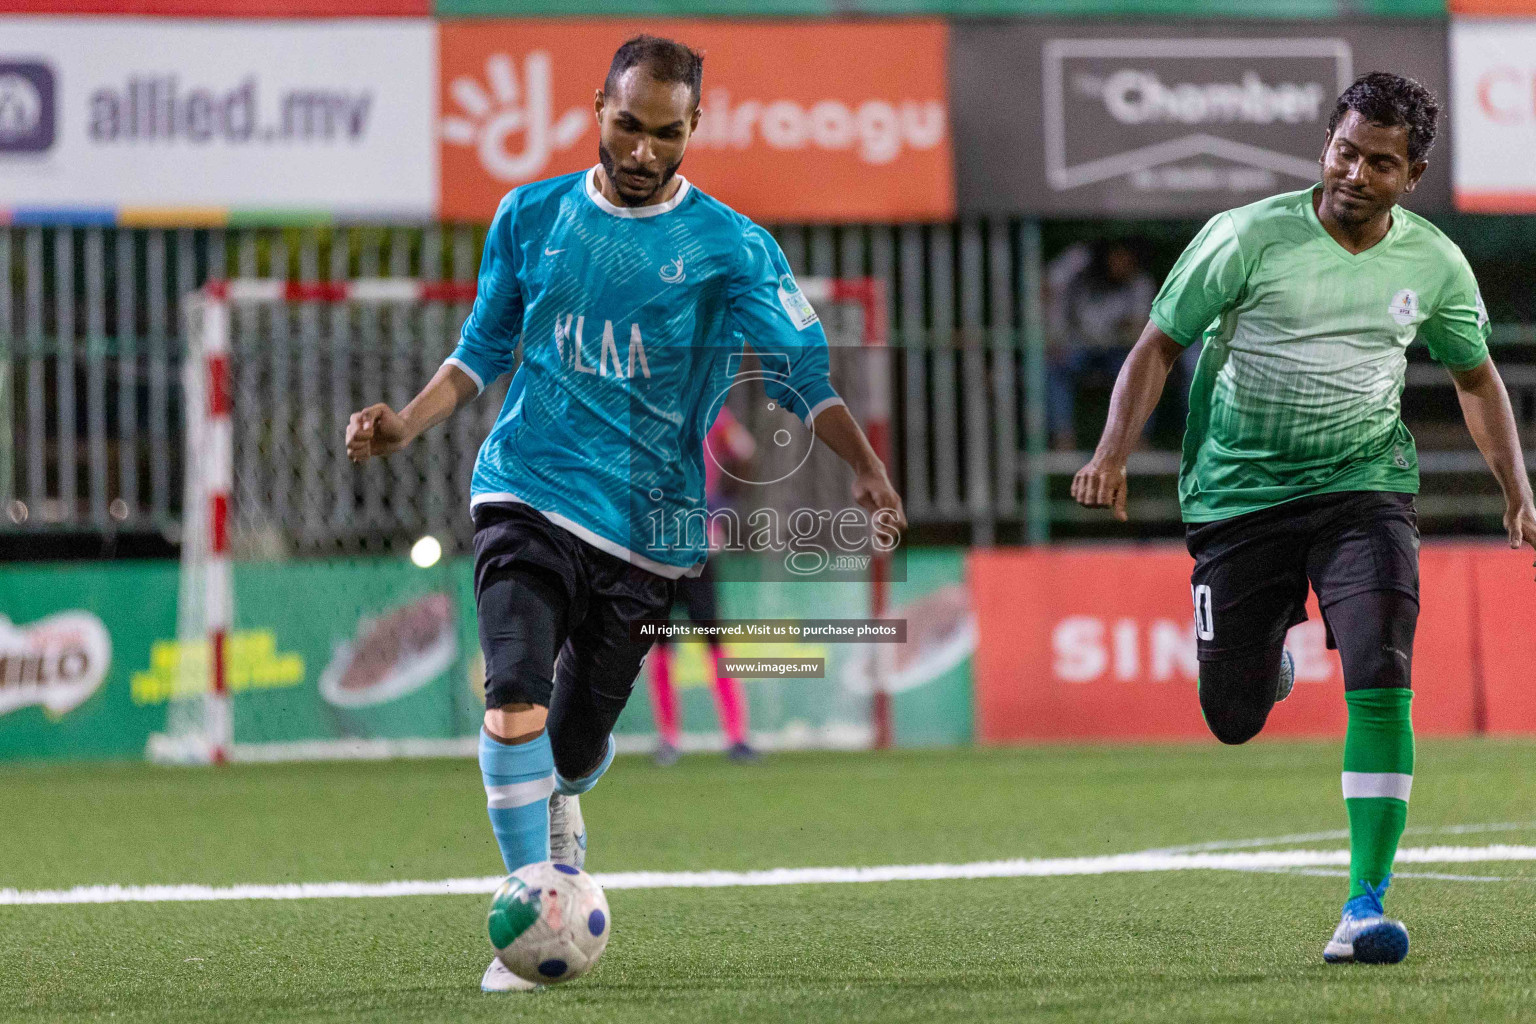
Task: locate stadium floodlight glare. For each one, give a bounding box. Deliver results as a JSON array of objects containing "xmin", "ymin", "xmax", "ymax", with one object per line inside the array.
[{"xmin": 411, "ymin": 535, "xmax": 443, "ymax": 569}]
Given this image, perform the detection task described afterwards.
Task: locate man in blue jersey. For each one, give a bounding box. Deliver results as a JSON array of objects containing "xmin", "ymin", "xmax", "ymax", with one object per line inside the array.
[{"xmin": 345, "ymin": 35, "xmax": 905, "ymax": 992}]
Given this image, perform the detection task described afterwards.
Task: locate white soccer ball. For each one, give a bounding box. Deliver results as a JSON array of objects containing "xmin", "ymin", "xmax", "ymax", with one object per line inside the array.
[{"xmin": 486, "ymin": 861, "xmax": 611, "ymax": 985}]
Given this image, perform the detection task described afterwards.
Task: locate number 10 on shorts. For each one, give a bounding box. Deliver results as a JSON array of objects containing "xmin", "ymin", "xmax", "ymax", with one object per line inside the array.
[{"xmin": 1192, "ymin": 584, "xmax": 1215, "ymax": 641}]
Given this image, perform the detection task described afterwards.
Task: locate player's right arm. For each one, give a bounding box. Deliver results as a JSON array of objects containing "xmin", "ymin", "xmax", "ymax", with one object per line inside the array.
[
  {"xmin": 1074, "ymin": 211, "xmax": 1248, "ymax": 521},
  {"xmin": 345, "ymin": 190, "xmax": 525, "ymax": 464},
  {"xmin": 346, "ymin": 365, "xmax": 479, "ymax": 463}
]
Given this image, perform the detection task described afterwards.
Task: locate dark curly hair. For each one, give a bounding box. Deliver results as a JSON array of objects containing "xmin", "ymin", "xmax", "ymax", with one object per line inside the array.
[
  {"xmin": 605, "ymin": 35, "xmax": 704, "ymax": 108},
  {"xmin": 1327, "ymin": 71, "xmax": 1440, "ymax": 163}
]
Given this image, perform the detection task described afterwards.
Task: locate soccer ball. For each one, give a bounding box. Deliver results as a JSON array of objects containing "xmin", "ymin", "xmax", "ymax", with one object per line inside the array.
[{"xmin": 487, "ymin": 861, "xmax": 611, "ymax": 984}]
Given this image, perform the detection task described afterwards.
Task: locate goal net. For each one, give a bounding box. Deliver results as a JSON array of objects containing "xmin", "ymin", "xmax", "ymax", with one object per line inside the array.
[{"xmin": 150, "ymin": 277, "xmax": 892, "ymax": 764}]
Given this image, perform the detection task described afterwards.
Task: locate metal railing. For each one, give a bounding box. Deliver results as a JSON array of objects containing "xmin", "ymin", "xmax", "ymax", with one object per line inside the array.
[{"xmin": 3, "ymin": 221, "xmax": 1532, "ymax": 548}]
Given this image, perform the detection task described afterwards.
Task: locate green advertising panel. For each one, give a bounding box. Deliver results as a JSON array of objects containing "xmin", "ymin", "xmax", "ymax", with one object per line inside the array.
[
  {"xmin": 0, "ymin": 549, "xmax": 972, "ymax": 761},
  {"xmin": 611, "ymin": 548, "xmax": 973, "ymax": 750},
  {"xmin": 0, "ymin": 562, "xmax": 178, "ymax": 760},
  {"xmin": 226, "ymin": 559, "xmax": 483, "ymax": 747}
]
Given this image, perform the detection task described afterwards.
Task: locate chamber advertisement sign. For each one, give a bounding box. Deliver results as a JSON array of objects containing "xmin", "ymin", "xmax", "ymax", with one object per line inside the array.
[
  {"xmin": 0, "ymin": 18, "xmax": 437, "ymax": 218},
  {"xmin": 953, "ymin": 20, "xmax": 1452, "ymax": 216},
  {"xmin": 1450, "ymin": 19, "xmax": 1536, "ymax": 212}
]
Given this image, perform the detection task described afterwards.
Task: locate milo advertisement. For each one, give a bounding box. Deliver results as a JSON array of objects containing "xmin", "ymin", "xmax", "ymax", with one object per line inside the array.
[
  {"xmin": 226, "ymin": 559, "xmax": 480, "ymax": 748},
  {"xmin": 0, "ymin": 562, "xmax": 176, "ymax": 760}
]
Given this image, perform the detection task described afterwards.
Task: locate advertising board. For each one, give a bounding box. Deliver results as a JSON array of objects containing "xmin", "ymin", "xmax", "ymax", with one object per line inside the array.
[
  {"xmin": 1449, "ymin": 18, "xmax": 1536, "ymax": 211},
  {"xmin": 0, "ymin": 19, "xmax": 436, "ymax": 220},
  {"xmin": 438, "ymin": 20, "xmax": 954, "ymax": 223},
  {"xmin": 952, "ymin": 20, "xmax": 1452, "ymax": 216}
]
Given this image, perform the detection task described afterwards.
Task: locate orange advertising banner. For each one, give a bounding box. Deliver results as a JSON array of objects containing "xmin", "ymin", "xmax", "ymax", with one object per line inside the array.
[
  {"xmin": 1449, "ymin": 1, "xmax": 1536, "ymax": 12},
  {"xmin": 437, "ymin": 20, "xmax": 954, "ymax": 223},
  {"xmin": 971, "ymin": 546, "xmax": 1482, "ymax": 745},
  {"xmin": 1468, "ymin": 546, "xmax": 1536, "ymax": 734}
]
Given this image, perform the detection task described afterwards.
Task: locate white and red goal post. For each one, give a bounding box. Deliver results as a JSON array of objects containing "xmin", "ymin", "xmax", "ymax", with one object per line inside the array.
[
  {"xmin": 149, "ymin": 279, "xmax": 476, "ymax": 765},
  {"xmin": 799, "ymin": 277, "xmax": 895, "ymax": 750}
]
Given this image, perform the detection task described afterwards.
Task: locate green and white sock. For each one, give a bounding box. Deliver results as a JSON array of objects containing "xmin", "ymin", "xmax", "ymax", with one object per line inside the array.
[{"xmin": 1342, "ymin": 687, "xmax": 1414, "ymax": 900}]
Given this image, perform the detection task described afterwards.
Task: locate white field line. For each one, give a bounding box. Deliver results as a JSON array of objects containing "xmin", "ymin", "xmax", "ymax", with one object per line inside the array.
[
  {"xmin": 1253, "ymin": 868, "xmax": 1520, "ymax": 883},
  {"xmin": 3, "ymin": 845, "xmax": 1535, "ymax": 907},
  {"xmin": 1149, "ymin": 821, "xmax": 1536, "ymax": 855}
]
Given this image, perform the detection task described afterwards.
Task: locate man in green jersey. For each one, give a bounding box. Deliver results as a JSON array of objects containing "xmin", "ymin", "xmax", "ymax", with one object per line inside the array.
[{"xmin": 1073, "ymin": 72, "xmax": 1536, "ymax": 964}]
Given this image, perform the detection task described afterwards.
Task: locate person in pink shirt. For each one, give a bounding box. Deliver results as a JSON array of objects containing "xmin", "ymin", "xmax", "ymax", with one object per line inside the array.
[{"xmin": 647, "ymin": 406, "xmax": 757, "ymax": 764}]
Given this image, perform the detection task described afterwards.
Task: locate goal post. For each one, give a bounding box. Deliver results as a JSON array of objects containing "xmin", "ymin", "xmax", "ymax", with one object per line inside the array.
[
  {"xmin": 151, "ymin": 276, "xmax": 893, "ymax": 764},
  {"xmin": 798, "ymin": 277, "xmax": 893, "ymax": 750},
  {"xmin": 151, "ymin": 279, "xmax": 476, "ymax": 765}
]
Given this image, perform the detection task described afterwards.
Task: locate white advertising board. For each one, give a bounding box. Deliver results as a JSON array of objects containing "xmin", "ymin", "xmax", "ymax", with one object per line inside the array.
[
  {"xmin": 1451, "ymin": 19, "xmax": 1536, "ymax": 212},
  {"xmin": 0, "ymin": 18, "xmax": 435, "ymax": 217}
]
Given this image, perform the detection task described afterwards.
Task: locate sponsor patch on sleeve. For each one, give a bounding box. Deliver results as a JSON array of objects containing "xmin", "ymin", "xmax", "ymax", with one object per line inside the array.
[
  {"xmin": 777, "ymin": 274, "xmax": 820, "ymax": 331},
  {"xmin": 1475, "ymin": 288, "xmax": 1489, "ymax": 329}
]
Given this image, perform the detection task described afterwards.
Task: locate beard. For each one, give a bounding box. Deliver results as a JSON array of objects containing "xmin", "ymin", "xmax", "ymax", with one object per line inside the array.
[
  {"xmin": 598, "ymin": 143, "xmax": 683, "ymax": 206},
  {"xmin": 1323, "ymin": 183, "xmax": 1380, "ymax": 225}
]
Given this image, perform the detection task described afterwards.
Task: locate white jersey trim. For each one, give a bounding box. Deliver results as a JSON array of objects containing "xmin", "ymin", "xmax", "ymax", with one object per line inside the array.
[
  {"xmin": 805, "ymin": 395, "xmax": 846, "ymax": 427},
  {"xmin": 1341, "ymin": 771, "xmax": 1414, "ymax": 802},
  {"xmin": 443, "ymin": 356, "xmax": 485, "ymax": 394},
  {"xmin": 584, "ymin": 165, "xmax": 692, "ymax": 219},
  {"xmin": 471, "ymin": 492, "xmax": 700, "ymax": 580}
]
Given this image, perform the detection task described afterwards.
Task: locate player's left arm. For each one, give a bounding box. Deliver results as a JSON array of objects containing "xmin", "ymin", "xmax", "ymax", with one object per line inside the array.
[
  {"xmin": 727, "ymin": 224, "xmax": 905, "ymax": 532},
  {"xmin": 810, "ymin": 402, "xmax": 906, "ymax": 531},
  {"xmin": 1425, "ymin": 253, "xmax": 1536, "ymax": 570},
  {"xmin": 1449, "ymin": 358, "xmax": 1536, "ymax": 568}
]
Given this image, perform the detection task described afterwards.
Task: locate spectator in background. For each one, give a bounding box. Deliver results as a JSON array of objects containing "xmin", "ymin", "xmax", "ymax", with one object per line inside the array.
[{"xmin": 1046, "ymin": 240, "xmax": 1156, "ymax": 452}]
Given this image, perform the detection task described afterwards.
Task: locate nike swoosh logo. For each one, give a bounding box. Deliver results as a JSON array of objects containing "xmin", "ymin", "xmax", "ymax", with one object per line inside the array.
[{"xmin": 545, "ymin": 247, "xmax": 565, "ymax": 256}]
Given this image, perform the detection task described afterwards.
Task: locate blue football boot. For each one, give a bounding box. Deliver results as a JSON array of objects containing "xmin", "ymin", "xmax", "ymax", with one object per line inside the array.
[{"xmin": 1323, "ymin": 878, "xmax": 1409, "ymax": 964}]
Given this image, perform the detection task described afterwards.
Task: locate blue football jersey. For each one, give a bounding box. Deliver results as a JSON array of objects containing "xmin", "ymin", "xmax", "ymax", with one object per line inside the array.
[{"xmin": 445, "ymin": 167, "xmax": 844, "ymax": 579}]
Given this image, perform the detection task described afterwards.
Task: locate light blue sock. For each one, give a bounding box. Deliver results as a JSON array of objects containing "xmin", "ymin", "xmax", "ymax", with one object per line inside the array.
[
  {"xmin": 555, "ymin": 734, "xmax": 616, "ymax": 796},
  {"xmin": 479, "ymin": 727, "xmax": 554, "ymax": 873}
]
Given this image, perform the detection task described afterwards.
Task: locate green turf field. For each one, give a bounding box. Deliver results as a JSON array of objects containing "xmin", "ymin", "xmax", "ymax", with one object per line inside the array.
[{"xmin": 3, "ymin": 740, "xmax": 1534, "ymax": 1023}]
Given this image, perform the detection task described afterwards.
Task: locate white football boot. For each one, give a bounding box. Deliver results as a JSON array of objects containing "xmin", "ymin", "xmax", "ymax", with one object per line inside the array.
[
  {"xmin": 1323, "ymin": 880, "xmax": 1409, "ymax": 964},
  {"xmin": 481, "ymin": 956, "xmax": 541, "ymax": 992},
  {"xmin": 548, "ymin": 793, "xmax": 587, "ymax": 870}
]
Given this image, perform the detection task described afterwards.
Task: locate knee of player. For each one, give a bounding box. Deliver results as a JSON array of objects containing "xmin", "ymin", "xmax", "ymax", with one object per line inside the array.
[
  {"xmin": 483, "ymin": 669, "xmax": 553, "ymax": 740},
  {"xmin": 1349, "ymin": 647, "xmax": 1412, "ymax": 691},
  {"xmin": 484, "ymin": 667, "xmax": 554, "ymax": 712},
  {"xmin": 1206, "ymin": 713, "xmax": 1267, "ymax": 745},
  {"xmin": 1198, "ymin": 685, "xmax": 1271, "ymax": 745},
  {"xmin": 483, "ymin": 701, "xmax": 549, "ymax": 743}
]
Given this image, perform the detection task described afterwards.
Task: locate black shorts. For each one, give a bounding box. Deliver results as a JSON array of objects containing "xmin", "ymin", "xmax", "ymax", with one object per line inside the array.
[
  {"xmin": 471, "ymin": 502, "xmax": 675, "ymax": 711},
  {"xmin": 1185, "ymin": 490, "xmax": 1420, "ymax": 662},
  {"xmin": 655, "ymin": 561, "xmax": 719, "ymax": 649}
]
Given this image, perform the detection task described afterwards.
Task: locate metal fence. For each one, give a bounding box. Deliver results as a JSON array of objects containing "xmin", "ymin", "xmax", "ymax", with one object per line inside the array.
[
  {"xmin": 199, "ymin": 281, "xmax": 880, "ymax": 558},
  {"xmin": 3, "ymin": 222, "xmax": 1533, "ymax": 551}
]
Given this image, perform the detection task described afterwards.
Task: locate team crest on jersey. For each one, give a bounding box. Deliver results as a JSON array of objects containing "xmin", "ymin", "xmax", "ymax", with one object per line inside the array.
[
  {"xmin": 1388, "ymin": 289, "xmax": 1419, "ymax": 326},
  {"xmin": 659, "ymin": 257, "xmax": 685, "ymax": 284},
  {"xmin": 777, "ymin": 273, "xmax": 819, "ymax": 331}
]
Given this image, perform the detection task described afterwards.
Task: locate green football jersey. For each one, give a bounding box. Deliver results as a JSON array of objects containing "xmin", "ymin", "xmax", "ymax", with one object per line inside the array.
[{"xmin": 1151, "ymin": 186, "xmax": 1490, "ymax": 523}]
